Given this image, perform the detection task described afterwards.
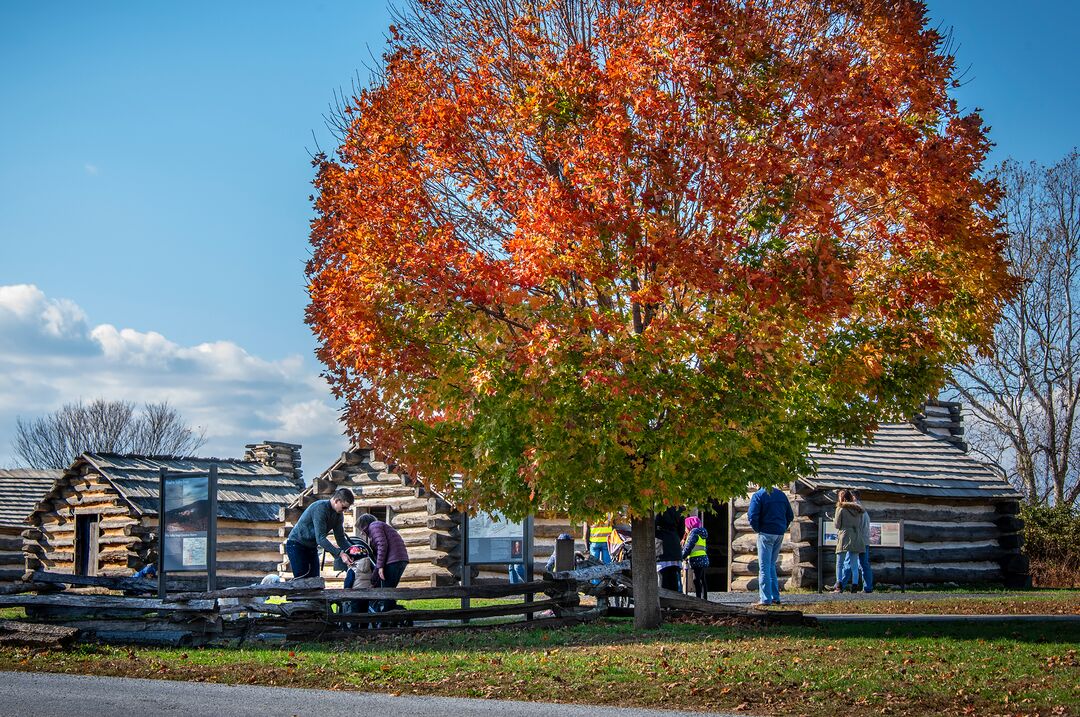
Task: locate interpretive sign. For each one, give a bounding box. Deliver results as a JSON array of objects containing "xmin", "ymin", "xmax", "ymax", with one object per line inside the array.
[
  {"xmin": 163, "ymin": 474, "xmax": 210, "ymax": 570},
  {"xmin": 464, "ymin": 511, "xmax": 528, "ymax": 565},
  {"xmin": 817, "ymin": 516, "xmax": 905, "ymax": 592},
  {"xmin": 821, "ymin": 521, "xmax": 903, "ymax": 547},
  {"xmin": 158, "ymin": 465, "xmax": 218, "ymax": 597}
]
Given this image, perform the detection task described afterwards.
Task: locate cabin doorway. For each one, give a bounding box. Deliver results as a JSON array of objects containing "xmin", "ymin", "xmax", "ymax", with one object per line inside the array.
[
  {"xmin": 701, "ymin": 500, "xmax": 729, "ymax": 592},
  {"xmin": 74, "ymin": 513, "xmax": 100, "ymax": 576}
]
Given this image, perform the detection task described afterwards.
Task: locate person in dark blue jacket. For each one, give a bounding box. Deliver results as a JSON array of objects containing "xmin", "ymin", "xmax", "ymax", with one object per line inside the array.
[{"xmin": 747, "ymin": 485, "xmax": 794, "ymax": 606}]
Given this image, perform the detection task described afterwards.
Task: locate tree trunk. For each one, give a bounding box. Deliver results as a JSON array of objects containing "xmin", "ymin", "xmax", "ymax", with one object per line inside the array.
[{"xmin": 631, "ymin": 512, "xmax": 661, "ymax": 629}]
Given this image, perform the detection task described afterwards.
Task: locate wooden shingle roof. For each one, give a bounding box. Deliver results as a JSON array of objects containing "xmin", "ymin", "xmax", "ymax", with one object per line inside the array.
[
  {"xmin": 0, "ymin": 469, "xmax": 62, "ymax": 528},
  {"xmin": 800, "ymin": 423, "xmax": 1022, "ymax": 501},
  {"xmin": 76, "ymin": 453, "xmax": 302, "ymax": 522}
]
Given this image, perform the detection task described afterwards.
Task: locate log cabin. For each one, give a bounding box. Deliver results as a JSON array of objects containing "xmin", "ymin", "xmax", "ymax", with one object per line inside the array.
[
  {"xmin": 723, "ymin": 401, "xmax": 1028, "ymax": 593},
  {"xmin": 279, "ymin": 448, "xmax": 577, "ymax": 587},
  {"xmin": 23, "ymin": 442, "xmax": 303, "ymax": 588},
  {"xmin": 0, "ymin": 469, "xmax": 61, "ymax": 581}
]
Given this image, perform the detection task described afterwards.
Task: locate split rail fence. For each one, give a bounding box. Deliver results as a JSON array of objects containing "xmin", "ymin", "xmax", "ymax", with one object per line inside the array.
[{"xmin": 0, "ymin": 565, "xmax": 808, "ymax": 648}]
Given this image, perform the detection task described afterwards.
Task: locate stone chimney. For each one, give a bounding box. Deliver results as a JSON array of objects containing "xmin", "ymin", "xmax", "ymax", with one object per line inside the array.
[
  {"xmin": 913, "ymin": 400, "xmax": 967, "ymax": 451},
  {"xmin": 245, "ymin": 441, "xmax": 304, "ymax": 487}
]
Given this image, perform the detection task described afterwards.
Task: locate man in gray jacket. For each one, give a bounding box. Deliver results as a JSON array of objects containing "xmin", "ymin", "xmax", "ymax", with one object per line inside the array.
[{"xmin": 284, "ymin": 488, "xmax": 355, "ymax": 579}]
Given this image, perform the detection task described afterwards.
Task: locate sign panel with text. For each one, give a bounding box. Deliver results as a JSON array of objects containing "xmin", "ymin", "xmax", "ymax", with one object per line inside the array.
[
  {"xmin": 162, "ymin": 474, "xmax": 211, "ymax": 571},
  {"xmin": 820, "ymin": 520, "xmax": 902, "ymax": 547},
  {"xmin": 465, "ymin": 512, "xmax": 527, "ymax": 565}
]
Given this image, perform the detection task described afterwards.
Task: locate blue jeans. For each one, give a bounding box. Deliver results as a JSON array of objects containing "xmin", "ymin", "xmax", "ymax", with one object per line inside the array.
[
  {"xmin": 285, "ymin": 541, "xmax": 319, "ymax": 579},
  {"xmin": 589, "ymin": 542, "xmax": 610, "ymax": 586},
  {"xmin": 757, "ymin": 532, "xmax": 784, "ymax": 604},
  {"xmin": 858, "ymin": 548, "xmax": 873, "ymax": 592},
  {"xmin": 838, "ymin": 551, "xmax": 861, "ymax": 587}
]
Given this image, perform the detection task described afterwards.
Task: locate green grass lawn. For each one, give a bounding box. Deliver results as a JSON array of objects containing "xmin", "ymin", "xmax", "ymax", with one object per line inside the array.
[
  {"xmin": 796, "ymin": 591, "xmax": 1080, "ymax": 616},
  {"xmin": 0, "ymin": 617, "xmax": 1075, "ymax": 716}
]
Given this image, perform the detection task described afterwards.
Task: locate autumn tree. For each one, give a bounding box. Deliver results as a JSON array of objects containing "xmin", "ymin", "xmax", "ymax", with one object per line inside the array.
[
  {"xmin": 950, "ymin": 151, "xmax": 1080, "ymax": 506},
  {"xmin": 13, "ymin": 399, "xmax": 207, "ymax": 469},
  {"xmin": 308, "ymin": 0, "xmax": 1011, "ymax": 626}
]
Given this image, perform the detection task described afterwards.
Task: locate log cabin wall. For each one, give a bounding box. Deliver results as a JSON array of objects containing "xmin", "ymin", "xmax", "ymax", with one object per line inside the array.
[
  {"xmin": 23, "ymin": 452, "xmax": 300, "ymax": 587},
  {"xmin": 753, "ymin": 420, "xmax": 1030, "ymax": 593},
  {"xmin": 0, "ymin": 526, "xmax": 25, "ymax": 581},
  {"xmin": 0, "ymin": 469, "xmax": 59, "ymax": 581},
  {"xmin": 728, "ymin": 488, "xmax": 800, "ymax": 593},
  {"xmin": 23, "ymin": 462, "xmax": 144, "ymax": 577},
  {"xmin": 285, "ymin": 449, "xmax": 576, "ymax": 587},
  {"xmin": 783, "ymin": 492, "xmax": 1027, "ymax": 589}
]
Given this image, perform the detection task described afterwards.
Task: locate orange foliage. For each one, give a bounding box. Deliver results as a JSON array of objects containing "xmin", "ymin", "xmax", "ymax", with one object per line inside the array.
[{"xmin": 307, "ymin": 0, "xmax": 1012, "ymax": 518}]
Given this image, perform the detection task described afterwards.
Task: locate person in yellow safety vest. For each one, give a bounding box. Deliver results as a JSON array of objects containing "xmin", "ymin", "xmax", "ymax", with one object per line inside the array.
[
  {"xmin": 584, "ymin": 514, "xmax": 614, "ymax": 564},
  {"xmin": 680, "ymin": 515, "xmax": 710, "ymax": 600}
]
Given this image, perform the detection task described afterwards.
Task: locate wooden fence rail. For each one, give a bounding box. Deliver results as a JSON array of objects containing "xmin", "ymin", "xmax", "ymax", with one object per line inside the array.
[{"xmin": 0, "ymin": 570, "xmax": 805, "ymax": 645}]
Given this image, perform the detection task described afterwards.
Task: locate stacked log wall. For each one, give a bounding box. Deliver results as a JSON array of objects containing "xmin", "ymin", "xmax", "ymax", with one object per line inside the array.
[
  {"xmin": 22, "ymin": 467, "xmax": 144, "ymax": 577},
  {"xmin": 728, "ymin": 489, "xmax": 800, "ymax": 593},
  {"xmin": 0, "ymin": 526, "xmax": 26, "ymax": 581},
  {"xmin": 784, "ymin": 491, "xmax": 1028, "ymax": 589}
]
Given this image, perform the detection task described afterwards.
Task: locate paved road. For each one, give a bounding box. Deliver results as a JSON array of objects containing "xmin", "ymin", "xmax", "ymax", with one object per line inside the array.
[{"xmin": 0, "ymin": 671, "xmax": 744, "ymax": 717}]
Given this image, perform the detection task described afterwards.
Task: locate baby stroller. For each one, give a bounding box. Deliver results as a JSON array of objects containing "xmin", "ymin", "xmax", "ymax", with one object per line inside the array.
[
  {"xmin": 337, "ymin": 536, "xmax": 411, "ymax": 629},
  {"xmin": 335, "ymin": 537, "xmax": 374, "ymax": 630}
]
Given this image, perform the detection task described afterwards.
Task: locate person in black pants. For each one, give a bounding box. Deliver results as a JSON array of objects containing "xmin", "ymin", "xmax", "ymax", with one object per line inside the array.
[{"xmin": 681, "ymin": 515, "xmax": 710, "ymax": 600}]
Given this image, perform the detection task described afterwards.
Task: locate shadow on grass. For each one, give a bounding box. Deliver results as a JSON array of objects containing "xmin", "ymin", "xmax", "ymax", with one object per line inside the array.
[
  {"xmin": 809, "ymin": 618, "xmax": 1080, "ymax": 644},
  {"xmin": 302, "ymin": 614, "xmax": 1080, "ymax": 656}
]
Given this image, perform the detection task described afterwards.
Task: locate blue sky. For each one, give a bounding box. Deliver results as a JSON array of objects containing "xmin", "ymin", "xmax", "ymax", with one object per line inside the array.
[{"xmin": 0, "ymin": 1, "xmax": 1077, "ymax": 474}]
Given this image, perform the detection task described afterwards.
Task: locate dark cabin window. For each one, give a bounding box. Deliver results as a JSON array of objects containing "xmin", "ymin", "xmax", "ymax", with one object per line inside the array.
[{"xmin": 74, "ymin": 514, "xmax": 100, "ymax": 576}]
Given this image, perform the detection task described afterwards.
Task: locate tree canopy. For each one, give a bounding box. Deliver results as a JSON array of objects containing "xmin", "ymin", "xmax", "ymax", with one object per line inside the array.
[{"xmin": 307, "ymin": 0, "xmax": 1012, "ymax": 522}]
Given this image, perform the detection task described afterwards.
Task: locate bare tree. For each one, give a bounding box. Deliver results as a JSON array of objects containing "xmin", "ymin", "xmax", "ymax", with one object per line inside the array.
[
  {"xmin": 949, "ymin": 151, "xmax": 1080, "ymax": 505},
  {"xmin": 12, "ymin": 399, "xmax": 207, "ymax": 469}
]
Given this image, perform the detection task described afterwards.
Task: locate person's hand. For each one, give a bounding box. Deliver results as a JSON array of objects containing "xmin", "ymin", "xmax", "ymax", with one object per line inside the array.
[
  {"xmin": 377, "ymin": 567, "xmax": 385, "ymax": 580},
  {"xmin": 340, "ymin": 550, "xmax": 354, "ymax": 566}
]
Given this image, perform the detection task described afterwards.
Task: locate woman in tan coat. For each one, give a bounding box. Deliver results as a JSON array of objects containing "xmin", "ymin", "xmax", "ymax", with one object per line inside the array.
[{"xmin": 832, "ymin": 489, "xmax": 868, "ymax": 593}]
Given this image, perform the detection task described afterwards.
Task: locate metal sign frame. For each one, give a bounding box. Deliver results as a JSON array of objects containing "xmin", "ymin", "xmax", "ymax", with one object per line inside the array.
[
  {"xmin": 462, "ymin": 512, "xmax": 532, "ymax": 566},
  {"xmin": 157, "ymin": 465, "xmax": 218, "ymax": 598},
  {"xmin": 460, "ymin": 513, "xmax": 534, "ymax": 617}
]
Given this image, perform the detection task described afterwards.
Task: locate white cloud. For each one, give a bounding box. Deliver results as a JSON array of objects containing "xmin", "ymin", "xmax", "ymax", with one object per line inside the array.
[
  {"xmin": 271, "ymin": 399, "xmax": 343, "ymax": 437},
  {"xmin": 0, "ymin": 284, "xmax": 87, "ymax": 338},
  {"xmin": 84, "ymin": 163, "xmax": 99, "ymax": 175},
  {"xmin": 0, "ymin": 284, "xmax": 346, "ymax": 480},
  {"xmin": 91, "ymin": 325, "xmax": 179, "ymax": 365}
]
